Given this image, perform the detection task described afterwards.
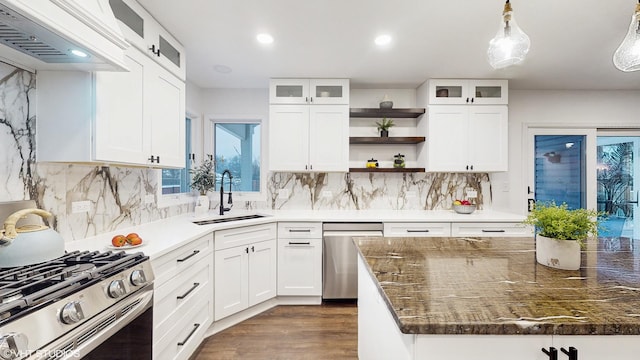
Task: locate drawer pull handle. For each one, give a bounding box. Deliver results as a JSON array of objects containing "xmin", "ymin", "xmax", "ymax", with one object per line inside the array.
[
  {"xmin": 289, "ymin": 229, "xmax": 311, "ymax": 233},
  {"xmin": 481, "ymin": 229, "xmax": 506, "ymax": 233},
  {"xmin": 177, "ymin": 323, "xmax": 200, "ymax": 346},
  {"xmin": 177, "ymin": 250, "xmax": 200, "ymax": 263},
  {"xmin": 289, "ymin": 241, "xmax": 311, "ymax": 245},
  {"xmin": 406, "ymin": 229, "xmax": 430, "ymax": 233},
  {"xmin": 177, "ymin": 282, "xmax": 200, "ymax": 300}
]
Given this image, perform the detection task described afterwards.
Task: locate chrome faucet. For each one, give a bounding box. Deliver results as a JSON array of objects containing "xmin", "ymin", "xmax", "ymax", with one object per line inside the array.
[{"xmin": 219, "ymin": 170, "xmax": 233, "ymax": 215}]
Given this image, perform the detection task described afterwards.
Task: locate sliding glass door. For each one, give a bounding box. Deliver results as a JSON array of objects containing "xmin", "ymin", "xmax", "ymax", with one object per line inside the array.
[{"xmin": 597, "ymin": 132, "xmax": 639, "ymax": 240}]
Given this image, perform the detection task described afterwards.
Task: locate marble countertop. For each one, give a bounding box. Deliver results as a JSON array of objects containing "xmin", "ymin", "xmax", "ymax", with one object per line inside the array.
[
  {"xmin": 355, "ymin": 236, "xmax": 640, "ymax": 336},
  {"xmin": 65, "ymin": 209, "xmax": 525, "ymax": 258}
]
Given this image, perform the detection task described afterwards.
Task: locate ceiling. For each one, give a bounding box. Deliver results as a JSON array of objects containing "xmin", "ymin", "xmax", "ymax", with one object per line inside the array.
[{"xmin": 136, "ymin": 0, "xmax": 640, "ymax": 90}]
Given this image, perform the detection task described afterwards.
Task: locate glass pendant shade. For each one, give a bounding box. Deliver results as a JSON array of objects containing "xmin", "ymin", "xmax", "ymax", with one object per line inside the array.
[
  {"xmin": 613, "ymin": 2, "xmax": 640, "ymax": 72},
  {"xmin": 487, "ymin": 1, "xmax": 530, "ymax": 69}
]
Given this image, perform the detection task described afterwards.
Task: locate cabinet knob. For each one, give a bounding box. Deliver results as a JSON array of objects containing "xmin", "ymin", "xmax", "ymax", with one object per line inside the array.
[
  {"xmin": 470, "ymin": 165, "xmax": 473, "ymax": 170},
  {"xmin": 148, "ymin": 155, "xmax": 157, "ymax": 163},
  {"xmin": 561, "ymin": 347, "xmax": 578, "ymax": 360},
  {"xmin": 245, "ymin": 247, "xmax": 249, "ymax": 254},
  {"xmin": 466, "ymin": 97, "xmax": 470, "ymax": 103},
  {"xmin": 470, "ymin": 97, "xmax": 474, "ymax": 103},
  {"xmin": 251, "ymin": 245, "xmax": 255, "ymax": 252},
  {"xmin": 541, "ymin": 347, "xmax": 558, "ymax": 360},
  {"xmin": 148, "ymin": 44, "xmax": 161, "ymax": 56}
]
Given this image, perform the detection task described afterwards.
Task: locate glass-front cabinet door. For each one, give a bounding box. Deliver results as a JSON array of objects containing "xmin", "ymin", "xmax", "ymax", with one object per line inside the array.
[
  {"xmin": 428, "ymin": 79, "xmax": 508, "ymax": 105},
  {"xmin": 269, "ymin": 79, "xmax": 349, "ymax": 105}
]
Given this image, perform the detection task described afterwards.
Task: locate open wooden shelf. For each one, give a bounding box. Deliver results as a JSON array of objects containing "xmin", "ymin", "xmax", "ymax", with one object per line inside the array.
[
  {"xmin": 349, "ymin": 136, "xmax": 425, "ymax": 144},
  {"xmin": 349, "ymin": 108, "xmax": 426, "ymax": 118},
  {"xmin": 349, "ymin": 167, "xmax": 426, "ymax": 173}
]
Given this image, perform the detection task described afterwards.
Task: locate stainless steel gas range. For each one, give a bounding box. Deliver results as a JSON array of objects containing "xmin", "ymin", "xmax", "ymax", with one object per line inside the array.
[{"xmin": 0, "ymin": 250, "xmax": 154, "ymax": 360}]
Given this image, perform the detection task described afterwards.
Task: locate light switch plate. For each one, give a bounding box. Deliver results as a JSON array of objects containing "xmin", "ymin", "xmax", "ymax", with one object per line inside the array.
[
  {"xmin": 465, "ymin": 188, "xmax": 478, "ymax": 199},
  {"xmin": 322, "ymin": 190, "xmax": 332, "ymax": 198},
  {"xmin": 144, "ymin": 194, "xmax": 155, "ymax": 204},
  {"xmin": 278, "ymin": 189, "xmax": 290, "ymax": 198},
  {"xmin": 406, "ymin": 191, "xmax": 417, "ymax": 198}
]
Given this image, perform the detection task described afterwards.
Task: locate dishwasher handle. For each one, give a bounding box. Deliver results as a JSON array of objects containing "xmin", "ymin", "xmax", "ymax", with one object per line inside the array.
[{"xmin": 323, "ymin": 231, "xmax": 383, "ymax": 237}]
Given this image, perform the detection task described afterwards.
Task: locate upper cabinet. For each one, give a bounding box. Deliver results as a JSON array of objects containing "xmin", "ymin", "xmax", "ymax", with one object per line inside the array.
[
  {"xmin": 109, "ymin": 0, "xmax": 186, "ymax": 80},
  {"xmin": 36, "ymin": 46, "xmax": 186, "ymax": 168},
  {"xmin": 269, "ymin": 79, "xmax": 349, "ymax": 105},
  {"xmin": 428, "ymin": 79, "xmax": 508, "ymax": 105}
]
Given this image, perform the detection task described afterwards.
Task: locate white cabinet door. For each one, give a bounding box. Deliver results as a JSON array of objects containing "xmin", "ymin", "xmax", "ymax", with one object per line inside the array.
[
  {"xmin": 269, "ymin": 79, "xmax": 310, "ymax": 104},
  {"xmin": 427, "ymin": 105, "xmax": 508, "ymax": 172},
  {"xmin": 468, "ymin": 106, "xmax": 508, "ymax": 172},
  {"xmin": 427, "ymin": 106, "xmax": 469, "ymax": 172},
  {"xmin": 214, "ymin": 246, "xmax": 248, "ymax": 321},
  {"xmin": 269, "ymin": 105, "xmax": 310, "ymax": 171},
  {"xmin": 277, "ymin": 237, "xmax": 322, "ymax": 296},
  {"xmin": 309, "ymin": 79, "xmax": 349, "ymax": 105},
  {"xmin": 94, "ymin": 47, "xmax": 150, "ymax": 164},
  {"xmin": 468, "ymin": 80, "xmax": 508, "ymax": 105},
  {"xmin": 309, "ymin": 105, "xmax": 349, "ymax": 172},
  {"xmin": 248, "ymin": 239, "xmax": 277, "ymax": 307},
  {"xmin": 150, "ymin": 66, "xmax": 186, "ymax": 168}
]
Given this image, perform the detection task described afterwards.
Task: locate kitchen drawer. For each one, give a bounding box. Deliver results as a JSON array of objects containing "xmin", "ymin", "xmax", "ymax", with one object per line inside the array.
[
  {"xmin": 451, "ymin": 222, "xmax": 533, "ymax": 237},
  {"xmin": 153, "ymin": 296, "xmax": 211, "ymax": 360},
  {"xmin": 277, "ymin": 222, "xmax": 322, "ymax": 239},
  {"xmin": 153, "ymin": 255, "xmax": 212, "ymax": 337},
  {"xmin": 151, "ymin": 233, "xmax": 213, "ymax": 285},
  {"xmin": 215, "ymin": 223, "xmax": 276, "ymax": 251},
  {"xmin": 384, "ymin": 222, "xmax": 451, "ymax": 237}
]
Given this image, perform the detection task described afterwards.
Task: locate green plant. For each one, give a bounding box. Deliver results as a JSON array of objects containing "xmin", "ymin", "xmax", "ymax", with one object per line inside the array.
[
  {"xmin": 523, "ymin": 201, "xmax": 601, "ymax": 248},
  {"xmin": 375, "ymin": 117, "xmax": 395, "ymax": 131},
  {"xmin": 190, "ymin": 159, "xmax": 216, "ymax": 195}
]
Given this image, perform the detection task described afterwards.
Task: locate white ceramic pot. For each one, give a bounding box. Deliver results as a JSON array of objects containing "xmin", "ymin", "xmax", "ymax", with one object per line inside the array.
[
  {"xmin": 535, "ymin": 235, "xmax": 581, "ymax": 270},
  {"xmin": 194, "ymin": 195, "xmax": 210, "ymax": 215}
]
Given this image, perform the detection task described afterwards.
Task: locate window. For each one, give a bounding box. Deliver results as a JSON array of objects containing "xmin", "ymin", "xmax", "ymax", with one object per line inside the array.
[
  {"xmin": 209, "ymin": 117, "xmax": 264, "ymax": 200},
  {"xmin": 158, "ymin": 117, "xmax": 193, "ymax": 207}
]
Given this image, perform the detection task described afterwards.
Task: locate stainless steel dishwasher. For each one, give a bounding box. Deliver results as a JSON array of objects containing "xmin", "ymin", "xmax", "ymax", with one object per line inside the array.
[{"xmin": 322, "ymin": 222, "xmax": 383, "ymax": 299}]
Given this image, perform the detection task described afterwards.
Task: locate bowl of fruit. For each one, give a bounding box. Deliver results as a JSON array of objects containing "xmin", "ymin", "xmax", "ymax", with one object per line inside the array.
[
  {"xmin": 109, "ymin": 232, "xmax": 144, "ymax": 249},
  {"xmin": 452, "ymin": 200, "xmax": 476, "ymax": 214}
]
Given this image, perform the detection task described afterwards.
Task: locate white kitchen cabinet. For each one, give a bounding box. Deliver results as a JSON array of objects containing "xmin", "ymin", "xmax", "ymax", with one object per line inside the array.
[
  {"xmin": 109, "ymin": 0, "xmax": 186, "ymax": 80},
  {"xmin": 277, "ymin": 222, "xmax": 322, "ymax": 296},
  {"xmin": 426, "ymin": 105, "xmax": 508, "ymax": 172},
  {"xmin": 36, "ymin": 45, "xmax": 186, "ymax": 168},
  {"xmin": 383, "ymin": 222, "xmax": 451, "ymax": 237},
  {"xmin": 451, "ymin": 222, "xmax": 533, "ymax": 237},
  {"xmin": 269, "ymin": 104, "xmax": 349, "ymax": 172},
  {"xmin": 428, "ymin": 79, "xmax": 508, "ymax": 105},
  {"xmin": 269, "ymin": 78, "xmax": 349, "ymax": 105},
  {"xmin": 214, "ymin": 224, "xmax": 277, "ymax": 321},
  {"xmin": 150, "ymin": 233, "xmax": 213, "ymax": 360}
]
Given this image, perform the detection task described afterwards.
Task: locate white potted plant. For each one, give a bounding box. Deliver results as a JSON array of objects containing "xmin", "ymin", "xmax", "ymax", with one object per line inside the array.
[
  {"xmin": 190, "ymin": 159, "xmax": 216, "ymax": 215},
  {"xmin": 523, "ymin": 201, "xmax": 600, "ymax": 270}
]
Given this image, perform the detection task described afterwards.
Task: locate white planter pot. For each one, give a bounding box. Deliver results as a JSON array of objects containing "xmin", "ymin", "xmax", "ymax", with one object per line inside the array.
[
  {"xmin": 535, "ymin": 235, "xmax": 581, "ymax": 270},
  {"xmin": 194, "ymin": 195, "xmax": 210, "ymax": 215}
]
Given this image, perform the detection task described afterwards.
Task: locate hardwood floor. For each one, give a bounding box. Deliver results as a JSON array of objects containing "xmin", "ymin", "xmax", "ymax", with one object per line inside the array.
[{"xmin": 193, "ymin": 302, "xmax": 358, "ymax": 360}]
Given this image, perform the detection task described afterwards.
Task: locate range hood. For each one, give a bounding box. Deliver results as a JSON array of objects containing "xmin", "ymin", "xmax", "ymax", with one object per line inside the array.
[{"xmin": 0, "ymin": 0, "xmax": 129, "ymax": 72}]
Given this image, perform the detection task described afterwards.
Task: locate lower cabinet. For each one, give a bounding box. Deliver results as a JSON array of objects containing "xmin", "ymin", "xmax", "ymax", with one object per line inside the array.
[
  {"xmin": 277, "ymin": 222, "xmax": 322, "ymax": 296},
  {"xmin": 451, "ymin": 222, "xmax": 533, "ymax": 237},
  {"xmin": 151, "ymin": 233, "xmax": 213, "ymax": 360},
  {"xmin": 214, "ymin": 224, "xmax": 277, "ymax": 321}
]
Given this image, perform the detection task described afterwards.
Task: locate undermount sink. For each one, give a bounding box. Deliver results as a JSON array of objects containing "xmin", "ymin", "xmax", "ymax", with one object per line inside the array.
[{"xmin": 193, "ymin": 214, "xmax": 269, "ymax": 225}]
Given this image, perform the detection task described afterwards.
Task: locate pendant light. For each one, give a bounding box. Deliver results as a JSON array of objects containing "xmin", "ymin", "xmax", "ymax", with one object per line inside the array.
[
  {"xmin": 613, "ymin": 1, "xmax": 640, "ymax": 72},
  {"xmin": 487, "ymin": 0, "xmax": 530, "ymax": 69}
]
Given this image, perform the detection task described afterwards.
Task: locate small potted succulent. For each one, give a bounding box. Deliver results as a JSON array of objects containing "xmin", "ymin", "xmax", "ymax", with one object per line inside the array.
[
  {"xmin": 375, "ymin": 117, "xmax": 394, "ymax": 137},
  {"xmin": 190, "ymin": 159, "xmax": 216, "ymax": 214},
  {"xmin": 523, "ymin": 201, "xmax": 600, "ymax": 270}
]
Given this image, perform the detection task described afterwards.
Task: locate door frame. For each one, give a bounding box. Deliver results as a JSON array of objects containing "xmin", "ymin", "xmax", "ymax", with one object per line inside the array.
[{"xmin": 525, "ymin": 127, "xmax": 598, "ymax": 211}]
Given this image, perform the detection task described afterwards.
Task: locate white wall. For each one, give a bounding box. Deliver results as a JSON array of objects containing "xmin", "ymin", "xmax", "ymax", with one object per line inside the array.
[
  {"xmin": 492, "ymin": 89, "xmax": 640, "ymax": 215},
  {"xmin": 202, "ymin": 88, "xmax": 269, "ymax": 116}
]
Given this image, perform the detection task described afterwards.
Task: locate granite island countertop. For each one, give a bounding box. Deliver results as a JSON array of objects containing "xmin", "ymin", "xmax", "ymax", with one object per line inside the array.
[{"xmin": 355, "ymin": 236, "xmax": 640, "ymax": 336}]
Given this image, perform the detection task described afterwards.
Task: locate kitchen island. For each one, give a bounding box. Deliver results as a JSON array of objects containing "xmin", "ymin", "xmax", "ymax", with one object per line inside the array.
[{"xmin": 356, "ymin": 236, "xmax": 640, "ymax": 360}]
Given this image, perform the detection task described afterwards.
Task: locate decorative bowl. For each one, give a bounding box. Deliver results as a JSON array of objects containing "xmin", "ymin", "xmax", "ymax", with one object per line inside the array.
[
  {"xmin": 453, "ymin": 204, "xmax": 477, "ymax": 214},
  {"xmin": 379, "ymin": 100, "xmax": 393, "ymax": 109}
]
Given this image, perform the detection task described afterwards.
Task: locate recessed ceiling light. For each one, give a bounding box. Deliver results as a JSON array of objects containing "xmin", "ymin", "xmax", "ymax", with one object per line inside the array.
[
  {"xmin": 256, "ymin": 33, "xmax": 274, "ymax": 44},
  {"xmin": 374, "ymin": 35, "xmax": 392, "ymax": 46},
  {"xmin": 213, "ymin": 64, "xmax": 232, "ymax": 74},
  {"xmin": 70, "ymin": 49, "xmax": 88, "ymax": 58}
]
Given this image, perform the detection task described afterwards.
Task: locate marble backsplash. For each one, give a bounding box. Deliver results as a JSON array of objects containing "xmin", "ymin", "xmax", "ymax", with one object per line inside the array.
[{"xmin": 0, "ymin": 63, "xmax": 492, "ymax": 242}]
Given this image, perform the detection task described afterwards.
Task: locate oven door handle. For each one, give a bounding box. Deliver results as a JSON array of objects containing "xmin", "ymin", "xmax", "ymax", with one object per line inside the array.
[{"xmin": 177, "ymin": 323, "xmax": 200, "ymax": 346}]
